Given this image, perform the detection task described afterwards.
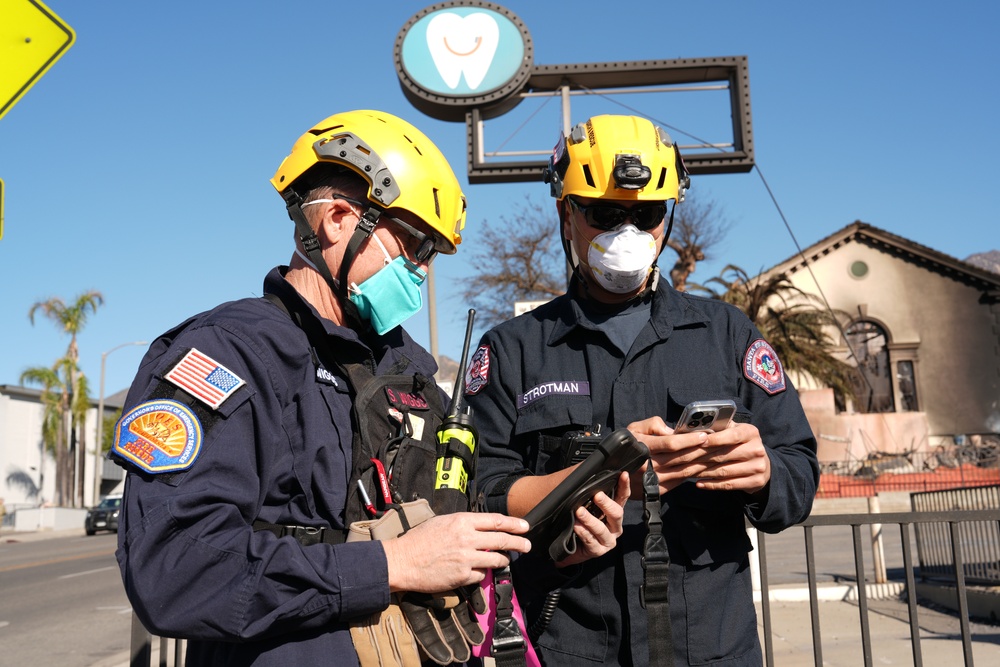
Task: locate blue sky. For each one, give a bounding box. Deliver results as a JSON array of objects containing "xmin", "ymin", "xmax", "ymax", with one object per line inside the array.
[{"xmin": 1, "ymin": 0, "xmax": 997, "ymax": 398}]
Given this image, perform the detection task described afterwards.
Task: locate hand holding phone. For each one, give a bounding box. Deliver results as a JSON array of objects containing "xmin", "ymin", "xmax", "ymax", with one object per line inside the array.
[{"xmin": 673, "ymin": 400, "xmax": 736, "ymax": 434}]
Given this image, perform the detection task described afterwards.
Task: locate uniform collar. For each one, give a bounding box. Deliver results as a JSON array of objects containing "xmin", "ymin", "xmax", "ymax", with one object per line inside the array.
[
  {"xmin": 265, "ymin": 267, "xmax": 439, "ymax": 378},
  {"xmin": 548, "ymin": 277, "xmax": 712, "ymax": 347}
]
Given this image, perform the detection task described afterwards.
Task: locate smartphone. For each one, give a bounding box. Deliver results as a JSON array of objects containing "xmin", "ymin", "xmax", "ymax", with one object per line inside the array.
[{"xmin": 673, "ymin": 399, "xmax": 737, "ymax": 434}]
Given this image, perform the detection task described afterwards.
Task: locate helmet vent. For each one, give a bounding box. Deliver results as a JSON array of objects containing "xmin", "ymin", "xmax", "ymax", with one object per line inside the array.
[
  {"xmin": 656, "ymin": 167, "xmax": 667, "ymax": 190},
  {"xmin": 582, "ymin": 164, "xmax": 595, "ymax": 188},
  {"xmin": 311, "ymin": 123, "xmax": 344, "ymax": 137},
  {"xmin": 403, "ymin": 133, "xmax": 423, "ymax": 155},
  {"xmin": 432, "ymin": 188, "xmax": 441, "ymax": 219}
]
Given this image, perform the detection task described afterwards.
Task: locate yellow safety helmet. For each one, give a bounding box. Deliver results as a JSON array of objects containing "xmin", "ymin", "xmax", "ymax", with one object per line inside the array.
[
  {"xmin": 544, "ymin": 114, "xmax": 689, "ymax": 204},
  {"xmin": 271, "ymin": 110, "xmax": 467, "ymax": 253}
]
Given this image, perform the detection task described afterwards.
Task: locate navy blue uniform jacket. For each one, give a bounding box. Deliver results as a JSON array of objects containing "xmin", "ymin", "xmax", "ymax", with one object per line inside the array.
[
  {"xmin": 465, "ymin": 284, "xmax": 819, "ymax": 666},
  {"xmin": 114, "ymin": 267, "xmax": 440, "ymax": 666}
]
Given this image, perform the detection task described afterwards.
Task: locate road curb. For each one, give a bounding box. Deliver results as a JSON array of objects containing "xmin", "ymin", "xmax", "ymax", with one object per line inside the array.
[{"xmin": 0, "ymin": 527, "xmax": 86, "ymax": 543}]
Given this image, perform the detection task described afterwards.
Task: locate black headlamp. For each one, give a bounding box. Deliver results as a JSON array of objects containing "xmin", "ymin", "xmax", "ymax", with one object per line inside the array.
[{"xmin": 612, "ymin": 154, "xmax": 651, "ymax": 190}]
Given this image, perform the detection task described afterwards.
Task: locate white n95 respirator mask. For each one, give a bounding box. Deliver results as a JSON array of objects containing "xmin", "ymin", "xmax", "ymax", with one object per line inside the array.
[{"xmin": 587, "ymin": 224, "xmax": 657, "ymax": 293}]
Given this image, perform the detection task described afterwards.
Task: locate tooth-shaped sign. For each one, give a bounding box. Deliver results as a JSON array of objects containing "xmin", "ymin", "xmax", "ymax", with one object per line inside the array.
[{"xmin": 426, "ymin": 12, "xmax": 499, "ymax": 90}]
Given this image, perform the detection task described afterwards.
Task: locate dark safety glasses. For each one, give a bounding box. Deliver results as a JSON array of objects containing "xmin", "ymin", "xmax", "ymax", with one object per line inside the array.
[
  {"xmin": 567, "ymin": 197, "xmax": 669, "ymax": 232},
  {"xmin": 337, "ymin": 196, "xmax": 445, "ymax": 264}
]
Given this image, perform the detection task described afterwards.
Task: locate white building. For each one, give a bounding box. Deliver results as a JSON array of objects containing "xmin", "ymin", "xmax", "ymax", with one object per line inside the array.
[{"xmin": 0, "ymin": 384, "xmax": 126, "ymax": 512}]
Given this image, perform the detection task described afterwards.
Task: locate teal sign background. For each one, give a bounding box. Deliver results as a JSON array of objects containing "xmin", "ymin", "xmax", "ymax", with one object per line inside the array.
[{"xmin": 400, "ymin": 6, "xmax": 526, "ymax": 97}]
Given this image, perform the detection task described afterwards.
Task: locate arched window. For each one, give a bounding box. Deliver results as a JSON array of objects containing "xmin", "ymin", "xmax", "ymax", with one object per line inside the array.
[{"xmin": 845, "ymin": 320, "xmax": 895, "ymax": 413}]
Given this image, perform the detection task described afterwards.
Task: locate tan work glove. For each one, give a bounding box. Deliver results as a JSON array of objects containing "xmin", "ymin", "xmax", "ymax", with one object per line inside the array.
[
  {"xmin": 348, "ymin": 500, "xmax": 486, "ymax": 666},
  {"xmin": 349, "ymin": 603, "xmax": 422, "ymax": 667}
]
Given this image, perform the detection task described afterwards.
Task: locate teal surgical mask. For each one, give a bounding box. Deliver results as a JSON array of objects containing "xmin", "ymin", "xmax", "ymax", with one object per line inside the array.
[{"xmin": 348, "ymin": 234, "xmax": 427, "ymax": 335}]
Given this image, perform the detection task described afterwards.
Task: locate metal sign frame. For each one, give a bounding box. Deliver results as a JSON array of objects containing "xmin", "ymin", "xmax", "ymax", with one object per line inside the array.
[{"xmin": 466, "ymin": 56, "xmax": 754, "ymax": 184}]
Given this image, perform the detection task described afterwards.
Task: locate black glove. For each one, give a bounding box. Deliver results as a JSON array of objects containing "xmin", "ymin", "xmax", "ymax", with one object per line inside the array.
[{"xmin": 398, "ymin": 584, "xmax": 487, "ymax": 664}]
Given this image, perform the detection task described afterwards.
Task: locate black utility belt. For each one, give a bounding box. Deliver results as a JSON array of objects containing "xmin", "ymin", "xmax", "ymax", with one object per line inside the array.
[{"xmin": 252, "ymin": 519, "xmax": 346, "ymax": 546}]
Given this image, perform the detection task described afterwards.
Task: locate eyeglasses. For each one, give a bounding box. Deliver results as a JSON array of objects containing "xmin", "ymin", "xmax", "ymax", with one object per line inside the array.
[
  {"xmin": 336, "ymin": 196, "xmax": 446, "ymax": 264},
  {"xmin": 567, "ymin": 197, "xmax": 668, "ymax": 232}
]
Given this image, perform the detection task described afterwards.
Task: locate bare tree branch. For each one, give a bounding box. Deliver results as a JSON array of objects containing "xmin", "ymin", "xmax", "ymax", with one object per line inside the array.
[
  {"xmin": 663, "ymin": 196, "xmax": 732, "ymax": 292},
  {"xmin": 462, "ymin": 197, "xmax": 566, "ymax": 328}
]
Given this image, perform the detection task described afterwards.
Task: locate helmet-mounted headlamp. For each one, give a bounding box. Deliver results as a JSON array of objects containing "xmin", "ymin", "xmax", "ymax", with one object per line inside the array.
[{"xmin": 612, "ymin": 154, "xmax": 651, "ymax": 190}]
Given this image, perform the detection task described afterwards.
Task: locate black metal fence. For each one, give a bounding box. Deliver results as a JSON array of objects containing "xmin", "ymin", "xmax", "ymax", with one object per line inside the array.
[
  {"xmin": 757, "ymin": 507, "xmax": 1000, "ymax": 667},
  {"xmin": 912, "ymin": 486, "xmax": 1000, "ymax": 585}
]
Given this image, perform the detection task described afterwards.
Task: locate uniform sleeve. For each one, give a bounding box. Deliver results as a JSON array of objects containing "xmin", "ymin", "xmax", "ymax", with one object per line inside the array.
[
  {"xmin": 116, "ymin": 321, "xmax": 391, "ymax": 641},
  {"xmin": 465, "ymin": 333, "xmax": 529, "ymax": 515},
  {"xmin": 736, "ymin": 322, "xmax": 820, "ymax": 533}
]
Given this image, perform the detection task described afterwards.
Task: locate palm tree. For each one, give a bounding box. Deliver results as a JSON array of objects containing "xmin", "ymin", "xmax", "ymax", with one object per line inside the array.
[
  {"xmin": 690, "ymin": 265, "xmax": 858, "ymax": 404},
  {"xmin": 70, "ymin": 371, "xmax": 92, "ymax": 507},
  {"xmin": 29, "ymin": 291, "xmax": 104, "ymax": 506},
  {"xmin": 19, "ymin": 365, "xmax": 67, "ymax": 505}
]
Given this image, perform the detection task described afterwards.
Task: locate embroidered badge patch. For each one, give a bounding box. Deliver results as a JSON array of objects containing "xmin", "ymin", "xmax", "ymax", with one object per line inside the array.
[
  {"xmin": 744, "ymin": 339, "xmax": 786, "ymax": 395},
  {"xmin": 112, "ymin": 400, "xmax": 203, "ymax": 473},
  {"xmin": 518, "ymin": 381, "xmax": 591, "ymax": 408},
  {"xmin": 464, "ymin": 345, "xmax": 491, "ymax": 395},
  {"xmin": 165, "ymin": 348, "xmax": 245, "ymax": 410}
]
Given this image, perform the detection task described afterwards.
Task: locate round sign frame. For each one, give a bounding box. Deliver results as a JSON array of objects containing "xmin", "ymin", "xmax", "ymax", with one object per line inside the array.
[{"xmin": 394, "ymin": 1, "xmax": 534, "ymax": 121}]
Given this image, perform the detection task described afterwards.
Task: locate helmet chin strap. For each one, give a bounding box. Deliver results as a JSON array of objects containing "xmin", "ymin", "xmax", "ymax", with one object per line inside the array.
[{"xmin": 284, "ymin": 193, "xmax": 384, "ymax": 329}]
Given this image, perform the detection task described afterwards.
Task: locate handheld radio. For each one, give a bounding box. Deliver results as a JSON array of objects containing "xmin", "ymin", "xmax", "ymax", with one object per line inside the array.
[{"xmin": 433, "ymin": 310, "xmax": 478, "ymax": 511}]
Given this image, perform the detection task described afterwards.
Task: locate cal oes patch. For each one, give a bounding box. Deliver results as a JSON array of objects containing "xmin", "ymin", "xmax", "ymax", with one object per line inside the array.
[
  {"xmin": 112, "ymin": 400, "xmax": 204, "ymax": 474},
  {"xmin": 464, "ymin": 345, "xmax": 491, "ymax": 395},
  {"xmin": 744, "ymin": 339, "xmax": 786, "ymax": 395}
]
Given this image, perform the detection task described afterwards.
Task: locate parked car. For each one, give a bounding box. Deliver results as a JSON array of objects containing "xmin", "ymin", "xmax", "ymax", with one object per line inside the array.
[{"xmin": 84, "ymin": 494, "xmax": 122, "ymax": 535}]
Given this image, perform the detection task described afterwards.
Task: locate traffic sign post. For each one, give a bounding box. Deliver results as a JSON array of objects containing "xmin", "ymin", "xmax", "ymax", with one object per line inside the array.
[
  {"xmin": 0, "ymin": 0, "xmax": 75, "ymax": 121},
  {"xmin": 1, "ymin": 0, "xmax": 75, "ymax": 240}
]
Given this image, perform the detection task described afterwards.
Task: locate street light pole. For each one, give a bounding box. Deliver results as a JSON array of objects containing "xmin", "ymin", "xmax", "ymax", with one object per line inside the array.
[{"xmin": 93, "ymin": 341, "xmax": 147, "ymax": 505}]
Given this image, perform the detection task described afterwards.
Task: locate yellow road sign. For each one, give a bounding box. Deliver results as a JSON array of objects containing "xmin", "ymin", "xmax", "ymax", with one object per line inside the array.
[{"xmin": 1, "ymin": 0, "xmax": 75, "ymax": 121}]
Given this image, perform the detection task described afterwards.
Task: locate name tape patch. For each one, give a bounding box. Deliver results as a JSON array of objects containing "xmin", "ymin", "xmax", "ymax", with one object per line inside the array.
[
  {"xmin": 744, "ymin": 339, "xmax": 786, "ymax": 395},
  {"xmin": 112, "ymin": 400, "xmax": 203, "ymax": 474},
  {"xmin": 518, "ymin": 381, "xmax": 591, "ymax": 408}
]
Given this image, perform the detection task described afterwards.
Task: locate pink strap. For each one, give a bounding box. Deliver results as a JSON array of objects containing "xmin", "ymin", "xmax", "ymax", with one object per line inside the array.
[{"xmin": 471, "ymin": 568, "xmax": 541, "ymax": 666}]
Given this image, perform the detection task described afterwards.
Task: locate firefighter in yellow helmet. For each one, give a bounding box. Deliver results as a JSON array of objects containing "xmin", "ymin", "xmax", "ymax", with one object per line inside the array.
[
  {"xmin": 466, "ymin": 115, "xmax": 819, "ymax": 666},
  {"xmin": 271, "ymin": 109, "xmax": 468, "ymax": 334},
  {"xmin": 113, "ymin": 110, "xmax": 531, "ymax": 667}
]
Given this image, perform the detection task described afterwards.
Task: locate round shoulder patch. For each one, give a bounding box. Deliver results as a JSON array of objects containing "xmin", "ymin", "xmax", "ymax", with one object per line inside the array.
[
  {"xmin": 112, "ymin": 400, "xmax": 204, "ymax": 473},
  {"xmin": 464, "ymin": 345, "xmax": 491, "ymax": 395},
  {"xmin": 743, "ymin": 339, "xmax": 786, "ymax": 395}
]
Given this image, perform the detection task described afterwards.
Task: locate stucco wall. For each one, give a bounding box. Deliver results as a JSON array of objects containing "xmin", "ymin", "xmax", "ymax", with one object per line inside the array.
[
  {"xmin": 785, "ymin": 235, "xmax": 1000, "ymax": 438},
  {"xmin": 0, "ymin": 390, "xmax": 57, "ymax": 506},
  {"xmin": 800, "ymin": 387, "xmax": 930, "ymax": 462}
]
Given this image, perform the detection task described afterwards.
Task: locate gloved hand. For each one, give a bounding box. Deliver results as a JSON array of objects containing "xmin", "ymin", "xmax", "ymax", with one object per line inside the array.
[
  {"xmin": 348, "ymin": 500, "xmax": 487, "ymax": 666},
  {"xmin": 398, "ymin": 585, "xmax": 487, "ymax": 664},
  {"xmin": 349, "ymin": 603, "xmax": 422, "ymax": 667}
]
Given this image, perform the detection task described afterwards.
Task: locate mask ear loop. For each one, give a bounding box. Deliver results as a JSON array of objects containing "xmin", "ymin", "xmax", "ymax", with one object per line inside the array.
[{"xmin": 348, "ymin": 233, "xmax": 394, "ymax": 296}]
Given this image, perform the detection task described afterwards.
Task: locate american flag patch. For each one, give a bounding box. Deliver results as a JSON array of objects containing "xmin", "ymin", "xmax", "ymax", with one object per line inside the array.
[{"xmin": 165, "ymin": 348, "xmax": 245, "ymax": 410}]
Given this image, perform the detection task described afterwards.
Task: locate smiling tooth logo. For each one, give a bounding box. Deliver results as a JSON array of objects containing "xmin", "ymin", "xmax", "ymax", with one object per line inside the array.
[
  {"xmin": 426, "ymin": 12, "xmax": 499, "ymax": 90},
  {"xmin": 396, "ymin": 3, "xmax": 531, "ymax": 108}
]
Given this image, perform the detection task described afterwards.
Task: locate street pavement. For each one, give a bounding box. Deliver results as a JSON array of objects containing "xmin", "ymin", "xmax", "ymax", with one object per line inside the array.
[{"xmin": 5, "ymin": 522, "xmax": 999, "ymax": 667}]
